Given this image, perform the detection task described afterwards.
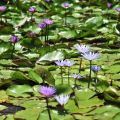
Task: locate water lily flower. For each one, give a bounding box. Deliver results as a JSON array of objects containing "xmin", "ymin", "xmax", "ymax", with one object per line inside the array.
[
  {"xmin": 29, "ymin": 7, "xmax": 36, "ymax": 13},
  {"xmin": 10, "ymin": 35, "xmax": 19, "ymax": 44},
  {"xmin": 31, "ymin": 18, "xmax": 35, "ymax": 22},
  {"xmin": 55, "ymin": 94, "xmax": 70, "ymax": 106},
  {"xmin": 0, "ymin": 6, "xmax": 6, "ymax": 12},
  {"xmin": 64, "ymin": 59, "xmax": 75, "ymax": 67},
  {"xmin": 74, "ymin": 44, "xmax": 90, "ymax": 53},
  {"xmin": 38, "ymin": 22, "xmax": 46, "ymax": 29},
  {"xmin": 82, "ymin": 52, "xmax": 100, "ymax": 61},
  {"xmin": 73, "ymin": 73, "xmax": 83, "ymax": 86},
  {"xmin": 55, "ymin": 60, "xmax": 65, "ymax": 66},
  {"xmin": 91, "ymin": 65, "xmax": 101, "ymax": 73},
  {"xmin": 29, "ymin": 32, "xmax": 36, "ymax": 38},
  {"xmin": 107, "ymin": 3, "xmax": 112, "ymax": 8},
  {"xmin": 73, "ymin": 73, "xmax": 82, "ymax": 79},
  {"xmin": 39, "ymin": 86, "xmax": 56, "ymax": 98},
  {"xmin": 43, "ymin": 19, "xmax": 53, "ymax": 25},
  {"xmin": 62, "ymin": 3, "xmax": 71, "ymax": 9},
  {"xmin": 45, "ymin": 0, "xmax": 52, "ymax": 3},
  {"xmin": 116, "ymin": 8, "xmax": 120, "ymax": 12}
]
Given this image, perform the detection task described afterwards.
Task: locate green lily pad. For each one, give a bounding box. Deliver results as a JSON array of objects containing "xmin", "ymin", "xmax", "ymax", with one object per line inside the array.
[{"xmin": 6, "ymin": 85, "xmax": 33, "ymax": 97}]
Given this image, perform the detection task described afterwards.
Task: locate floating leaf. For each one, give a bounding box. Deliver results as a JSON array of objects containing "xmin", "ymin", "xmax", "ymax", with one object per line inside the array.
[{"xmin": 6, "ymin": 85, "xmax": 33, "ymax": 97}]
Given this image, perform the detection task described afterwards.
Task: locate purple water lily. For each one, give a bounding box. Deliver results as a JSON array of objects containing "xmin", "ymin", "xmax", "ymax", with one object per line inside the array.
[
  {"xmin": 62, "ymin": 3, "xmax": 71, "ymax": 9},
  {"xmin": 91, "ymin": 65, "xmax": 101, "ymax": 73},
  {"xmin": 10, "ymin": 35, "xmax": 19, "ymax": 59},
  {"xmin": 116, "ymin": 8, "xmax": 120, "ymax": 12},
  {"xmin": 107, "ymin": 3, "xmax": 112, "ymax": 8},
  {"xmin": 55, "ymin": 60, "xmax": 65, "ymax": 84},
  {"xmin": 39, "ymin": 86, "xmax": 56, "ymax": 98},
  {"xmin": 55, "ymin": 94, "xmax": 70, "ymax": 106},
  {"xmin": 10, "ymin": 35, "xmax": 19, "ymax": 44},
  {"xmin": 73, "ymin": 73, "xmax": 82, "ymax": 79},
  {"xmin": 29, "ymin": 32, "xmax": 36, "ymax": 38},
  {"xmin": 39, "ymin": 86, "xmax": 56, "ymax": 120},
  {"xmin": 74, "ymin": 44, "xmax": 90, "ymax": 53},
  {"xmin": 45, "ymin": 0, "xmax": 52, "ymax": 3},
  {"xmin": 43, "ymin": 19, "xmax": 53, "ymax": 25},
  {"xmin": 73, "ymin": 73, "xmax": 82, "ymax": 86},
  {"xmin": 64, "ymin": 60, "xmax": 75, "ymax": 85},
  {"xmin": 29, "ymin": 7, "xmax": 36, "ymax": 13},
  {"xmin": 31, "ymin": 18, "xmax": 35, "ymax": 22},
  {"xmin": 82, "ymin": 52, "xmax": 100, "ymax": 88},
  {"xmin": 74, "ymin": 44, "xmax": 90, "ymax": 73},
  {"xmin": 82, "ymin": 52, "xmax": 100, "ymax": 61},
  {"xmin": 38, "ymin": 22, "xmax": 46, "ymax": 29},
  {"xmin": 55, "ymin": 60, "xmax": 65, "ymax": 66},
  {"xmin": 0, "ymin": 6, "xmax": 6, "ymax": 12},
  {"xmin": 64, "ymin": 59, "xmax": 75, "ymax": 67}
]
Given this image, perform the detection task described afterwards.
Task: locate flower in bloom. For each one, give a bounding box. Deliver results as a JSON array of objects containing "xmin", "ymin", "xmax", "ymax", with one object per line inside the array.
[
  {"xmin": 55, "ymin": 60, "xmax": 65, "ymax": 66},
  {"xmin": 31, "ymin": 18, "xmax": 35, "ymax": 22},
  {"xmin": 82, "ymin": 52, "xmax": 100, "ymax": 61},
  {"xmin": 61, "ymin": 3, "xmax": 71, "ymax": 9},
  {"xmin": 0, "ymin": 6, "xmax": 6, "ymax": 12},
  {"xmin": 107, "ymin": 3, "xmax": 112, "ymax": 8},
  {"xmin": 91, "ymin": 65, "xmax": 101, "ymax": 73},
  {"xmin": 29, "ymin": 7, "xmax": 36, "ymax": 13},
  {"xmin": 43, "ymin": 19, "xmax": 53, "ymax": 25},
  {"xmin": 38, "ymin": 22, "xmax": 46, "ymax": 28},
  {"xmin": 74, "ymin": 44, "xmax": 90, "ymax": 53},
  {"xmin": 55, "ymin": 94, "xmax": 70, "ymax": 106},
  {"xmin": 73, "ymin": 73, "xmax": 82, "ymax": 79},
  {"xmin": 116, "ymin": 8, "xmax": 120, "ymax": 12},
  {"xmin": 64, "ymin": 60, "xmax": 75, "ymax": 67},
  {"xmin": 39, "ymin": 86, "xmax": 56, "ymax": 97},
  {"xmin": 29, "ymin": 32, "xmax": 36, "ymax": 38},
  {"xmin": 45, "ymin": 0, "xmax": 52, "ymax": 3},
  {"xmin": 10, "ymin": 35, "xmax": 19, "ymax": 44}
]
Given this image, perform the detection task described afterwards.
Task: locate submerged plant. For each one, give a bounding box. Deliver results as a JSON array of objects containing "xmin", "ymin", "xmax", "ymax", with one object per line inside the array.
[
  {"xmin": 39, "ymin": 86, "xmax": 56, "ymax": 120},
  {"xmin": 82, "ymin": 52, "xmax": 100, "ymax": 88},
  {"xmin": 10, "ymin": 35, "xmax": 19, "ymax": 59}
]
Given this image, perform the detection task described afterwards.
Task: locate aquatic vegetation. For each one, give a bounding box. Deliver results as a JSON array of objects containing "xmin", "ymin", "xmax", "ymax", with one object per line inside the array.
[{"xmin": 0, "ymin": 0, "xmax": 120, "ymax": 119}]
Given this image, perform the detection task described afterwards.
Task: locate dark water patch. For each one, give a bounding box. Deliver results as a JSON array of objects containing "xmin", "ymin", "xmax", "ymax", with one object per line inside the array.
[{"xmin": 0, "ymin": 102, "xmax": 25, "ymax": 115}]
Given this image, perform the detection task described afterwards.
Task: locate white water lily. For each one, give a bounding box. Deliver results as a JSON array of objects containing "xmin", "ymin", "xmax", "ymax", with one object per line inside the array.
[{"xmin": 55, "ymin": 94, "xmax": 70, "ymax": 106}]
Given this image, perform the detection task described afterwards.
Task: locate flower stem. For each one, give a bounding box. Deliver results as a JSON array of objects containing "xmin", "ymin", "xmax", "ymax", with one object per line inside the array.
[
  {"xmin": 64, "ymin": 9, "xmax": 67, "ymax": 25},
  {"xmin": 60, "ymin": 66, "xmax": 63, "ymax": 84},
  {"xmin": 45, "ymin": 25, "xmax": 47, "ymax": 44},
  {"xmin": 68, "ymin": 67, "xmax": 70, "ymax": 85},
  {"xmin": 47, "ymin": 25, "xmax": 49, "ymax": 42},
  {"xmin": 75, "ymin": 78, "xmax": 77, "ymax": 86},
  {"xmin": 88, "ymin": 60, "xmax": 92, "ymax": 88},
  {"xmin": 11, "ymin": 43, "xmax": 15, "ymax": 59},
  {"xmin": 79, "ymin": 58, "xmax": 82, "ymax": 73},
  {"xmin": 46, "ymin": 98, "xmax": 52, "ymax": 120},
  {"xmin": 95, "ymin": 72, "xmax": 98, "ymax": 90}
]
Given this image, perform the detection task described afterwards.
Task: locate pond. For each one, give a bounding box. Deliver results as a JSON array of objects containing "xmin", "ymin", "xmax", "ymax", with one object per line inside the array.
[{"xmin": 0, "ymin": 0, "xmax": 120, "ymax": 120}]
